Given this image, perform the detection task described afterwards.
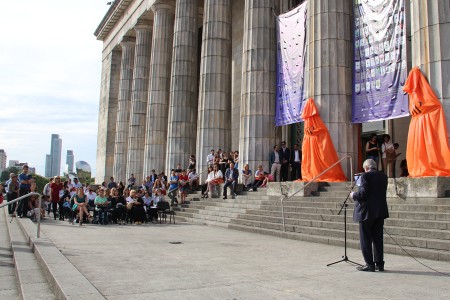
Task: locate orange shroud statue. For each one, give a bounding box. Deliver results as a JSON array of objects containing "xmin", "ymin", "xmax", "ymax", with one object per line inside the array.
[
  {"xmin": 403, "ymin": 67, "xmax": 450, "ymax": 177},
  {"xmin": 298, "ymin": 98, "xmax": 347, "ymax": 182}
]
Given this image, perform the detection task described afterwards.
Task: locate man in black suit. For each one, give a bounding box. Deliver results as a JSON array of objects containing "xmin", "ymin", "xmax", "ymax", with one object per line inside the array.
[
  {"xmin": 351, "ymin": 159, "xmax": 389, "ymax": 272},
  {"xmin": 223, "ymin": 162, "xmax": 239, "ymax": 200},
  {"xmin": 291, "ymin": 143, "xmax": 302, "ymax": 180},
  {"xmin": 280, "ymin": 141, "xmax": 291, "ymax": 181}
]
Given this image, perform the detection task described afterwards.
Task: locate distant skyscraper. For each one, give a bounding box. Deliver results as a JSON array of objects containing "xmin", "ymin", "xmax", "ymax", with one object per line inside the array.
[
  {"xmin": 0, "ymin": 149, "xmax": 6, "ymax": 171},
  {"xmin": 66, "ymin": 150, "xmax": 74, "ymax": 172},
  {"xmin": 45, "ymin": 134, "xmax": 62, "ymax": 177}
]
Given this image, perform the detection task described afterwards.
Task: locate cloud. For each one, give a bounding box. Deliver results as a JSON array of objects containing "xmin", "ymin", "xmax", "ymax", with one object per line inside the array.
[{"xmin": 0, "ymin": 1, "xmax": 110, "ymax": 176}]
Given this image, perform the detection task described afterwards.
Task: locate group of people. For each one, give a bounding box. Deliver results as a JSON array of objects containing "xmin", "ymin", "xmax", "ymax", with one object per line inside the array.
[{"xmin": 365, "ymin": 133, "xmax": 407, "ymax": 177}]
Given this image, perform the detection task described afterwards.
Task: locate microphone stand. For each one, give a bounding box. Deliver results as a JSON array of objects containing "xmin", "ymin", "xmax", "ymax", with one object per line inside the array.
[{"xmin": 327, "ymin": 174, "xmax": 363, "ymax": 267}]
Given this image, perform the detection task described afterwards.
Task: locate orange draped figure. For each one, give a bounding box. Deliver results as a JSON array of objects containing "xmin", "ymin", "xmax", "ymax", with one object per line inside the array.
[
  {"xmin": 403, "ymin": 67, "xmax": 450, "ymax": 177},
  {"xmin": 299, "ymin": 98, "xmax": 347, "ymax": 182}
]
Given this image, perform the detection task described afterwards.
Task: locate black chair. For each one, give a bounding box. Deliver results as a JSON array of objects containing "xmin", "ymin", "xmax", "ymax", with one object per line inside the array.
[{"xmin": 157, "ymin": 201, "xmax": 175, "ymax": 224}]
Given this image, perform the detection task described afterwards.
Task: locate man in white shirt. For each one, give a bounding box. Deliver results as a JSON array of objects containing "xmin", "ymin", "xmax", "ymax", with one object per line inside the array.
[
  {"xmin": 72, "ymin": 177, "xmax": 82, "ymax": 189},
  {"xmin": 206, "ymin": 149, "xmax": 215, "ymax": 166},
  {"xmin": 269, "ymin": 145, "xmax": 281, "ymax": 182}
]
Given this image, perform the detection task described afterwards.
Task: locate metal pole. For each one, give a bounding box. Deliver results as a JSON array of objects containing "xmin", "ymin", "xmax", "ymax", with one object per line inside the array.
[
  {"xmin": 37, "ymin": 195, "xmax": 42, "ymax": 238},
  {"xmin": 281, "ymin": 197, "xmax": 286, "ymax": 232}
]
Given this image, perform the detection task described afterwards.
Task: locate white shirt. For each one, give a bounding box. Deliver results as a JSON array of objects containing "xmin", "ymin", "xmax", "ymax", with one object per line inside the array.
[
  {"xmin": 206, "ymin": 153, "xmax": 214, "ymax": 164},
  {"xmin": 72, "ymin": 182, "xmax": 82, "ymax": 189},
  {"xmin": 206, "ymin": 170, "xmax": 223, "ymax": 182},
  {"xmin": 294, "ymin": 150, "xmax": 300, "ymax": 162},
  {"xmin": 274, "ymin": 151, "xmax": 280, "ymax": 163},
  {"xmin": 87, "ymin": 192, "xmax": 97, "ymax": 201}
]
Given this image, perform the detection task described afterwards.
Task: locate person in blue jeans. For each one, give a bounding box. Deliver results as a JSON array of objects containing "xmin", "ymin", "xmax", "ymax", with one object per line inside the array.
[{"xmin": 168, "ymin": 169, "xmax": 179, "ymax": 206}]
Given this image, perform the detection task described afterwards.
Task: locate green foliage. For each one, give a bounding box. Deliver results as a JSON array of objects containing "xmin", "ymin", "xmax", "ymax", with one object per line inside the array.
[
  {"xmin": 33, "ymin": 174, "xmax": 50, "ymax": 194},
  {"xmin": 0, "ymin": 167, "xmax": 20, "ymax": 182}
]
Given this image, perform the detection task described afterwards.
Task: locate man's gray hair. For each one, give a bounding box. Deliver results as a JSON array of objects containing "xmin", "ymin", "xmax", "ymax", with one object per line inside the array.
[{"xmin": 363, "ymin": 159, "xmax": 377, "ymax": 171}]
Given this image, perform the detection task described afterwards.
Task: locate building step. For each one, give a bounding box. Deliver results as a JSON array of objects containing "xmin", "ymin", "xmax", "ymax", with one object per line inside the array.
[
  {"xmin": 0, "ymin": 207, "xmax": 20, "ymax": 299},
  {"xmin": 228, "ymin": 224, "xmax": 450, "ymax": 262},
  {"xmin": 3, "ymin": 207, "xmax": 56, "ymax": 300}
]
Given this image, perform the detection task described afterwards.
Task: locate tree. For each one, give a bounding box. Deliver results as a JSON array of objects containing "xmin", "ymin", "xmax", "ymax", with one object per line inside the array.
[{"xmin": 1, "ymin": 167, "xmax": 20, "ymax": 182}]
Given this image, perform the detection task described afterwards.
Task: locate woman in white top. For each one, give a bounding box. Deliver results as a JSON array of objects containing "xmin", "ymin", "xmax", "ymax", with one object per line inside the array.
[
  {"xmin": 204, "ymin": 164, "xmax": 223, "ymax": 198},
  {"xmin": 381, "ymin": 134, "xmax": 395, "ymax": 177},
  {"xmin": 241, "ymin": 163, "xmax": 253, "ymax": 188}
]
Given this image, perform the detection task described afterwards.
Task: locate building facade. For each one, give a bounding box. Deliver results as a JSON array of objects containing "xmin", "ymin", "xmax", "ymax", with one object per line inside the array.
[
  {"xmin": 0, "ymin": 149, "xmax": 6, "ymax": 172},
  {"xmin": 94, "ymin": 0, "xmax": 450, "ymax": 184},
  {"xmin": 45, "ymin": 134, "xmax": 62, "ymax": 177},
  {"xmin": 66, "ymin": 150, "xmax": 74, "ymax": 173}
]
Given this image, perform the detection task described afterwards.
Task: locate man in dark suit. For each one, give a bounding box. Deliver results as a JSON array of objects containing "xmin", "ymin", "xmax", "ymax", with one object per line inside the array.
[
  {"xmin": 291, "ymin": 143, "xmax": 302, "ymax": 180},
  {"xmin": 351, "ymin": 159, "xmax": 389, "ymax": 272},
  {"xmin": 223, "ymin": 162, "xmax": 239, "ymax": 199},
  {"xmin": 280, "ymin": 141, "xmax": 291, "ymax": 181}
]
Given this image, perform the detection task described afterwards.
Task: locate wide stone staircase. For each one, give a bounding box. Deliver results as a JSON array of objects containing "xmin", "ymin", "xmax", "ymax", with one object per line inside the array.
[{"xmin": 175, "ymin": 182, "xmax": 450, "ymax": 262}]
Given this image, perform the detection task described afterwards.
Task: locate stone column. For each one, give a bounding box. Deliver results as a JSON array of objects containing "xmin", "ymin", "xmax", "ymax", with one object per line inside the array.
[
  {"xmin": 143, "ymin": 2, "xmax": 175, "ymax": 175},
  {"xmin": 239, "ymin": 0, "xmax": 277, "ymax": 172},
  {"xmin": 304, "ymin": 0, "xmax": 356, "ymax": 176},
  {"xmin": 166, "ymin": 0, "xmax": 199, "ymax": 173},
  {"xmin": 96, "ymin": 48, "xmax": 121, "ymax": 184},
  {"xmin": 196, "ymin": 0, "xmax": 232, "ymax": 179},
  {"xmin": 411, "ymin": 0, "xmax": 450, "ymax": 141},
  {"xmin": 126, "ymin": 20, "xmax": 152, "ymax": 184},
  {"xmin": 113, "ymin": 37, "xmax": 136, "ymax": 183}
]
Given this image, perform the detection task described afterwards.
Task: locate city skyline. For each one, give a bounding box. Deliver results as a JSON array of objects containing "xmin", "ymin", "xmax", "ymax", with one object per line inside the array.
[{"xmin": 0, "ymin": 1, "xmax": 109, "ymax": 177}]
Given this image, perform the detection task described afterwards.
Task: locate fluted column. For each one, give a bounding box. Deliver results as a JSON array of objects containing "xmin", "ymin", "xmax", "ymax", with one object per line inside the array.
[
  {"xmin": 411, "ymin": 0, "xmax": 450, "ymax": 141},
  {"xmin": 239, "ymin": 0, "xmax": 277, "ymax": 172},
  {"xmin": 166, "ymin": 0, "xmax": 199, "ymax": 173},
  {"xmin": 196, "ymin": 0, "xmax": 232, "ymax": 179},
  {"xmin": 113, "ymin": 37, "xmax": 136, "ymax": 183},
  {"xmin": 304, "ymin": 0, "xmax": 356, "ymax": 176},
  {"xmin": 143, "ymin": 2, "xmax": 175, "ymax": 175},
  {"xmin": 96, "ymin": 48, "xmax": 121, "ymax": 184},
  {"xmin": 126, "ymin": 21, "xmax": 153, "ymax": 184}
]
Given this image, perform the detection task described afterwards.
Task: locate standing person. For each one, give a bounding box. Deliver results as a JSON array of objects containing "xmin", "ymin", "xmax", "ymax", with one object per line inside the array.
[
  {"xmin": 7, "ymin": 173, "xmax": 19, "ymax": 215},
  {"xmin": 269, "ymin": 145, "xmax": 281, "ymax": 182},
  {"xmin": 43, "ymin": 178, "xmax": 52, "ymax": 216},
  {"xmin": 366, "ymin": 134, "xmax": 380, "ymax": 168},
  {"xmin": 49, "ymin": 176, "xmax": 64, "ymax": 220},
  {"xmin": 350, "ymin": 159, "xmax": 389, "ymax": 272},
  {"xmin": 206, "ymin": 149, "xmax": 215, "ymax": 166},
  {"xmin": 168, "ymin": 169, "xmax": 179, "ymax": 206},
  {"xmin": 149, "ymin": 170, "xmax": 158, "ymax": 183},
  {"xmin": 381, "ymin": 134, "xmax": 395, "ymax": 177},
  {"xmin": 127, "ymin": 174, "xmax": 136, "ymax": 189},
  {"xmin": 178, "ymin": 169, "xmax": 189, "ymax": 204},
  {"xmin": 291, "ymin": 143, "xmax": 302, "ymax": 180},
  {"xmin": 280, "ymin": 141, "xmax": 291, "ymax": 181},
  {"xmin": 223, "ymin": 162, "xmax": 239, "ymax": 200},
  {"xmin": 17, "ymin": 165, "xmax": 34, "ymax": 218}
]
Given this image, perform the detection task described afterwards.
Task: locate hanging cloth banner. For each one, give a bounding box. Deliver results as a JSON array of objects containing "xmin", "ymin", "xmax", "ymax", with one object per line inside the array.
[
  {"xmin": 275, "ymin": 1, "xmax": 307, "ymax": 126},
  {"xmin": 299, "ymin": 98, "xmax": 347, "ymax": 182},
  {"xmin": 403, "ymin": 67, "xmax": 450, "ymax": 177},
  {"xmin": 351, "ymin": 0, "xmax": 409, "ymax": 123}
]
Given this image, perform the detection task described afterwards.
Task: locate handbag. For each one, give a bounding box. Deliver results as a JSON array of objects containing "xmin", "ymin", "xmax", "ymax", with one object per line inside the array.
[
  {"xmin": 385, "ymin": 144, "xmax": 396, "ymax": 163},
  {"xmin": 72, "ymin": 203, "xmax": 78, "ymax": 211}
]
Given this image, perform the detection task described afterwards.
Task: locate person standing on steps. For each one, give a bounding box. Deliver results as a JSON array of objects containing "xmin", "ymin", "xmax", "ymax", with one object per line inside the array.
[{"xmin": 350, "ymin": 159, "xmax": 389, "ymax": 272}]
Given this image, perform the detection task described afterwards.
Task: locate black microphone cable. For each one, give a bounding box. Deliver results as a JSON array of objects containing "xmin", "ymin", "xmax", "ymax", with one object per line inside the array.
[{"xmin": 383, "ymin": 227, "xmax": 450, "ymax": 277}]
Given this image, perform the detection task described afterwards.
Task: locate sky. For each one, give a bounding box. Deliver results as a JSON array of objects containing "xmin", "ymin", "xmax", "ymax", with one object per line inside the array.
[{"xmin": 0, "ymin": 1, "xmax": 112, "ymax": 177}]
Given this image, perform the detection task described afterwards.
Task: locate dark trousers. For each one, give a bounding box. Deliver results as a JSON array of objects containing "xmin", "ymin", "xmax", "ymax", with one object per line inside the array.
[
  {"xmin": 223, "ymin": 180, "xmax": 236, "ymax": 197},
  {"xmin": 17, "ymin": 188, "xmax": 30, "ymax": 217},
  {"xmin": 281, "ymin": 163, "xmax": 290, "ymax": 181},
  {"xmin": 51, "ymin": 202, "xmax": 59, "ymax": 219},
  {"xmin": 7, "ymin": 192, "xmax": 18, "ymax": 214},
  {"xmin": 359, "ymin": 217, "xmax": 384, "ymax": 266},
  {"xmin": 291, "ymin": 162, "xmax": 301, "ymax": 180},
  {"xmin": 251, "ymin": 179, "xmax": 264, "ymax": 191}
]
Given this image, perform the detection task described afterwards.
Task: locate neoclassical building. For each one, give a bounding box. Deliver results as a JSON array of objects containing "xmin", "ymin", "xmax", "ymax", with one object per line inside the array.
[{"xmin": 94, "ymin": 0, "xmax": 450, "ymax": 184}]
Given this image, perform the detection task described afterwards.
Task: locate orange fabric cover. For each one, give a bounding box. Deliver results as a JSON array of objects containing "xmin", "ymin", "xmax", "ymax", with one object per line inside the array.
[
  {"xmin": 403, "ymin": 67, "xmax": 450, "ymax": 177},
  {"xmin": 298, "ymin": 98, "xmax": 347, "ymax": 182}
]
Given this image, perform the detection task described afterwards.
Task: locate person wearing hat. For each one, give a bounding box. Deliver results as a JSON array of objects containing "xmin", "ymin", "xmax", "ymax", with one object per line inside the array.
[{"xmin": 7, "ymin": 173, "xmax": 19, "ymax": 215}]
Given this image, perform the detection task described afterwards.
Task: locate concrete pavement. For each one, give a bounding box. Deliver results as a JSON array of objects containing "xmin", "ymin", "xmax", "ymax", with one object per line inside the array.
[{"xmin": 35, "ymin": 220, "xmax": 450, "ymax": 300}]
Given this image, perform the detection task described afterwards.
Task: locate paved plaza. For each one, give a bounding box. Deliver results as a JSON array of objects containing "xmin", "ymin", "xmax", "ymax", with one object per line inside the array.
[{"xmin": 37, "ymin": 220, "xmax": 450, "ymax": 300}]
